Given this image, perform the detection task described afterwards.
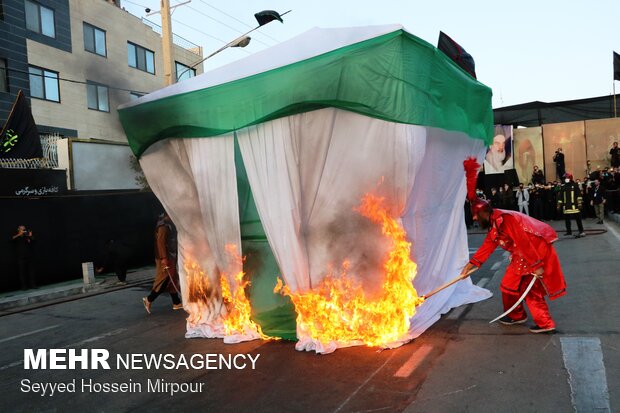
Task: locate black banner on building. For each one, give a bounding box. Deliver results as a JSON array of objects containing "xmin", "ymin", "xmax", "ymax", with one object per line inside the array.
[{"xmin": 0, "ymin": 90, "xmax": 42, "ymax": 159}]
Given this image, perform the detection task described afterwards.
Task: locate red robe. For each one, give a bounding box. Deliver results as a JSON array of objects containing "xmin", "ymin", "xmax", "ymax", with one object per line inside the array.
[{"xmin": 470, "ymin": 209, "xmax": 566, "ymax": 300}]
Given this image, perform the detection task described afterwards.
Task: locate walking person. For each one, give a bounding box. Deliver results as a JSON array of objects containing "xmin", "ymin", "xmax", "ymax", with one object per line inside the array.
[
  {"xmin": 142, "ymin": 213, "xmax": 183, "ymax": 313},
  {"xmin": 557, "ymin": 173, "xmax": 585, "ymax": 238},
  {"xmin": 96, "ymin": 239, "xmax": 130, "ymax": 285},
  {"xmin": 516, "ymin": 183, "xmax": 530, "ymax": 215},
  {"xmin": 590, "ymin": 179, "xmax": 606, "ymax": 224},
  {"xmin": 11, "ymin": 225, "xmax": 37, "ymax": 290},
  {"xmin": 461, "ymin": 158, "xmax": 566, "ymax": 334}
]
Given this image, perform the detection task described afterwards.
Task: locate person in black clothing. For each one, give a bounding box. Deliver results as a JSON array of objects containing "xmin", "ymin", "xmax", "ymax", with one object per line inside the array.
[
  {"xmin": 590, "ymin": 179, "xmax": 606, "ymax": 224},
  {"xmin": 489, "ymin": 187, "xmax": 501, "ymax": 208},
  {"xmin": 553, "ymin": 148, "xmax": 566, "ymax": 181},
  {"xmin": 530, "ymin": 185, "xmax": 543, "ymax": 220},
  {"xmin": 464, "ymin": 200, "xmax": 474, "ymax": 229},
  {"xmin": 11, "ymin": 225, "xmax": 37, "ymax": 289},
  {"xmin": 96, "ymin": 239, "xmax": 130, "ymax": 285},
  {"xmin": 531, "ymin": 165, "xmax": 545, "ymax": 185},
  {"xmin": 610, "ymin": 142, "xmax": 620, "ymax": 168},
  {"xmin": 610, "ymin": 169, "xmax": 620, "ymax": 213},
  {"xmin": 501, "ymin": 183, "xmax": 515, "ymax": 210}
]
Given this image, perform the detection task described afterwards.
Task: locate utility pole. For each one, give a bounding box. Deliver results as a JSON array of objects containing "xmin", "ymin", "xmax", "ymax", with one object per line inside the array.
[{"xmin": 160, "ymin": 0, "xmax": 174, "ymax": 86}]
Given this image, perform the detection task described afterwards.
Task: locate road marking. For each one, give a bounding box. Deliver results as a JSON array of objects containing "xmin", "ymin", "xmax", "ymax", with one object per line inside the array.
[
  {"xmin": 0, "ymin": 328, "xmax": 127, "ymax": 371},
  {"xmin": 605, "ymin": 222, "xmax": 620, "ymax": 242},
  {"xmin": 0, "ymin": 324, "xmax": 60, "ymax": 344},
  {"xmin": 476, "ymin": 278, "xmax": 490, "ymax": 289},
  {"xmin": 490, "ymin": 261, "xmax": 501, "ymax": 271},
  {"xmin": 560, "ymin": 337, "xmax": 611, "ymax": 413},
  {"xmin": 445, "ymin": 278, "xmax": 489, "ymax": 321},
  {"xmin": 393, "ymin": 345, "xmax": 433, "ymax": 378},
  {"xmin": 445, "ymin": 306, "xmax": 466, "ymax": 320},
  {"xmin": 63, "ymin": 328, "xmax": 127, "ymax": 348},
  {"xmin": 333, "ymin": 352, "xmax": 396, "ymax": 413},
  {"xmin": 0, "ymin": 360, "xmax": 22, "ymax": 371}
]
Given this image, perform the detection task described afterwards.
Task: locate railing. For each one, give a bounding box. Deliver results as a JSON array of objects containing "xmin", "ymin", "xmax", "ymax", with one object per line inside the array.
[
  {"xmin": 141, "ymin": 18, "xmax": 202, "ymax": 55},
  {"xmin": 0, "ymin": 133, "xmax": 61, "ymax": 169},
  {"xmin": 40, "ymin": 133, "xmax": 61, "ymax": 168}
]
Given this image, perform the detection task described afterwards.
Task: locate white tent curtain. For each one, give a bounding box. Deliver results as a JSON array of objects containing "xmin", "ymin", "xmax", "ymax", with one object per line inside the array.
[
  {"xmin": 238, "ymin": 108, "xmax": 481, "ymax": 353},
  {"xmin": 140, "ymin": 136, "xmax": 256, "ymax": 342},
  {"xmin": 403, "ymin": 127, "xmax": 492, "ymax": 338}
]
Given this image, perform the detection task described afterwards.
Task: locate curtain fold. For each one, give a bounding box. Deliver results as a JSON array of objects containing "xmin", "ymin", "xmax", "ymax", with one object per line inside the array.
[
  {"xmin": 403, "ymin": 127, "xmax": 492, "ymax": 338},
  {"xmin": 141, "ymin": 136, "xmax": 257, "ymax": 343}
]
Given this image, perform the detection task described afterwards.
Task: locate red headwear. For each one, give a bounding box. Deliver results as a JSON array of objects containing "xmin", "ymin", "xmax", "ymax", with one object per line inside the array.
[
  {"xmin": 463, "ymin": 157, "xmax": 490, "ymax": 215},
  {"xmin": 563, "ymin": 172, "xmax": 573, "ymax": 181}
]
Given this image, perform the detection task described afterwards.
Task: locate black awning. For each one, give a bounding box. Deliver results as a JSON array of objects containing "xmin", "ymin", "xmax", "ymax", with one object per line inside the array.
[{"xmin": 494, "ymin": 94, "xmax": 619, "ymax": 127}]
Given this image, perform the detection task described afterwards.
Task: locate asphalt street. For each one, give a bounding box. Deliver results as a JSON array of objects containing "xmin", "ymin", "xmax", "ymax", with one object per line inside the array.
[{"xmin": 0, "ymin": 217, "xmax": 618, "ymax": 413}]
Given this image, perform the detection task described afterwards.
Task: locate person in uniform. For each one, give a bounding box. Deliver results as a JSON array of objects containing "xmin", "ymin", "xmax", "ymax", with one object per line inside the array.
[{"xmin": 557, "ymin": 173, "xmax": 585, "ymax": 238}]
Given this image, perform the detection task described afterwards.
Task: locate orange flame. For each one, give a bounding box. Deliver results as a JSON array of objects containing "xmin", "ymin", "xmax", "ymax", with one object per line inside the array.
[
  {"xmin": 275, "ymin": 193, "xmax": 424, "ymax": 347},
  {"xmin": 185, "ymin": 261, "xmax": 221, "ymax": 326},
  {"xmin": 220, "ymin": 245, "xmax": 274, "ymax": 340},
  {"xmin": 185, "ymin": 245, "xmax": 274, "ymax": 340}
]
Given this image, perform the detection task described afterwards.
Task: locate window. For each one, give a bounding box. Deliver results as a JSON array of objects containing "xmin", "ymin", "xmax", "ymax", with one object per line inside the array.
[
  {"xmin": 28, "ymin": 66, "xmax": 59, "ymax": 102},
  {"xmin": 25, "ymin": 0, "xmax": 56, "ymax": 38},
  {"xmin": 129, "ymin": 91, "xmax": 144, "ymax": 101},
  {"xmin": 83, "ymin": 23, "xmax": 106, "ymax": 57},
  {"xmin": 127, "ymin": 42, "xmax": 155, "ymax": 74},
  {"xmin": 87, "ymin": 81, "xmax": 109, "ymax": 112},
  {"xmin": 175, "ymin": 62, "xmax": 195, "ymax": 81},
  {"xmin": 0, "ymin": 59, "xmax": 8, "ymax": 92}
]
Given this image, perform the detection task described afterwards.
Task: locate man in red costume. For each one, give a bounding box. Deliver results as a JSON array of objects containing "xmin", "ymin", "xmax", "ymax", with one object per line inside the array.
[{"xmin": 460, "ymin": 158, "xmax": 566, "ymax": 334}]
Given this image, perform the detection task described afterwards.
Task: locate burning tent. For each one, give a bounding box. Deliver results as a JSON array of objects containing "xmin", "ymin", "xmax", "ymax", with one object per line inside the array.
[{"xmin": 119, "ymin": 25, "xmax": 494, "ymax": 354}]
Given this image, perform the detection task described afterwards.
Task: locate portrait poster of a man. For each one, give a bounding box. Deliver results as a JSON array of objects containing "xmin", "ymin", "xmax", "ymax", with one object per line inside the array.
[{"xmin": 484, "ymin": 125, "xmax": 514, "ymax": 174}]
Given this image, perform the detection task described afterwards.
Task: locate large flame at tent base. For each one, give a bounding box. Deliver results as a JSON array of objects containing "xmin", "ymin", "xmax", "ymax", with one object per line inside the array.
[
  {"xmin": 275, "ymin": 194, "xmax": 424, "ymax": 348},
  {"xmin": 185, "ymin": 246, "xmax": 274, "ymax": 341}
]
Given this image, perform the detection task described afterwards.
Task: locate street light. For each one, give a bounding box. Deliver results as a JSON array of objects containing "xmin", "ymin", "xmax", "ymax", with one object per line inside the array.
[{"xmin": 176, "ymin": 9, "xmax": 290, "ymax": 82}]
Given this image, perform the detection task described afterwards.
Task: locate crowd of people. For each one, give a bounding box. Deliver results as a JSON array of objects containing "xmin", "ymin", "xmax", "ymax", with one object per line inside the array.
[{"xmin": 471, "ymin": 163, "xmax": 620, "ymax": 233}]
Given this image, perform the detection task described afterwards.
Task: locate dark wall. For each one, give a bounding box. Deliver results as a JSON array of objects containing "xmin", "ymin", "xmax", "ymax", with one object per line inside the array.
[
  {"xmin": 0, "ymin": 0, "xmax": 30, "ymax": 123},
  {"xmin": 0, "ymin": 191, "xmax": 163, "ymax": 292},
  {"xmin": 479, "ymin": 169, "xmax": 520, "ymax": 194}
]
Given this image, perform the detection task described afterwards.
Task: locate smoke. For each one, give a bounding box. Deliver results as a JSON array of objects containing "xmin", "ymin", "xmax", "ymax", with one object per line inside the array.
[{"xmin": 308, "ymin": 208, "xmax": 391, "ymax": 296}]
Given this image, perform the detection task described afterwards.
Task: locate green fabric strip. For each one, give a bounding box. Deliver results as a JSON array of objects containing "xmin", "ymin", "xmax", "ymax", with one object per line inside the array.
[
  {"xmin": 235, "ymin": 139, "xmax": 297, "ymax": 340},
  {"xmin": 120, "ymin": 29, "xmax": 493, "ymax": 157}
]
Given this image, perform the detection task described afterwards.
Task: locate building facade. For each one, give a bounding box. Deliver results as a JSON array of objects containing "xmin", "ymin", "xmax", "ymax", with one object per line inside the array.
[
  {"xmin": 0, "ymin": 0, "xmax": 31, "ymax": 123},
  {"xmin": 1, "ymin": 0, "xmax": 203, "ymax": 141}
]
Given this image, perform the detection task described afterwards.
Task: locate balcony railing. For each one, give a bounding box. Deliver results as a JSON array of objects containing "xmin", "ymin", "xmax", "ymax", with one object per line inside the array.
[
  {"xmin": 141, "ymin": 18, "xmax": 202, "ymax": 55},
  {"xmin": 0, "ymin": 133, "xmax": 61, "ymax": 169}
]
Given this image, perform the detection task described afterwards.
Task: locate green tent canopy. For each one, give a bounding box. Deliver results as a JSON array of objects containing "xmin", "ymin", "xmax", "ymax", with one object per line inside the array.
[{"xmin": 119, "ymin": 25, "xmax": 494, "ymax": 353}]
